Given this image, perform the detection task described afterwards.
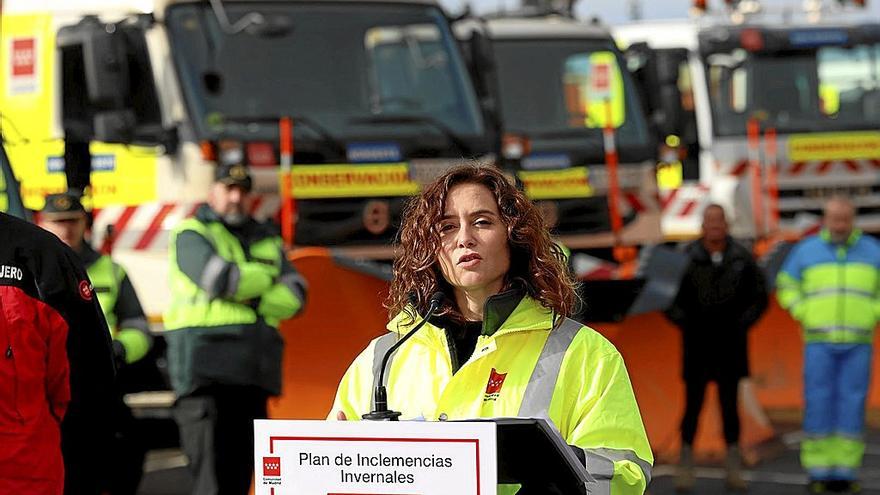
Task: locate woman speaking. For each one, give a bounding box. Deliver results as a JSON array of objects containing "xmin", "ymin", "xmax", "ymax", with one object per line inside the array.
[{"xmin": 330, "ymin": 165, "xmax": 652, "ymax": 494}]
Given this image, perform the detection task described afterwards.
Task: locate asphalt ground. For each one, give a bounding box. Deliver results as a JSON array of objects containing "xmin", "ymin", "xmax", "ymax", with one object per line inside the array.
[
  {"xmin": 648, "ymin": 428, "xmax": 880, "ymax": 495},
  {"xmin": 135, "ymin": 425, "xmax": 880, "ymax": 495}
]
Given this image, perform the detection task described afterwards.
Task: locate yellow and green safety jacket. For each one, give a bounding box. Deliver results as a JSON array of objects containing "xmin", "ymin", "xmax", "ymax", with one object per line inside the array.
[
  {"xmin": 164, "ymin": 205, "xmax": 306, "ymax": 397},
  {"xmin": 330, "ymin": 292, "xmax": 653, "ymax": 495},
  {"xmin": 777, "ymin": 229, "xmax": 880, "ymax": 344},
  {"xmin": 80, "ymin": 244, "xmax": 151, "ymax": 364}
]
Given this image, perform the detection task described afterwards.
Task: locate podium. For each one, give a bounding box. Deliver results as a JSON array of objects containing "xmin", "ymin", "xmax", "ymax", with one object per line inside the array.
[
  {"xmin": 254, "ymin": 418, "xmax": 595, "ymax": 494},
  {"xmin": 465, "ymin": 418, "xmax": 592, "ymax": 495}
]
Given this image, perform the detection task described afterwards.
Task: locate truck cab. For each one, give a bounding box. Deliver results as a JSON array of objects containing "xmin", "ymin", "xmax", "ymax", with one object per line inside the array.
[
  {"xmin": 2, "ymin": 0, "xmax": 493, "ymax": 244},
  {"xmin": 615, "ymin": 2, "xmax": 880, "ymax": 239},
  {"xmin": 455, "ymin": 13, "xmax": 662, "ymax": 250},
  {"xmin": 1, "ymin": 0, "xmax": 496, "ymax": 313}
]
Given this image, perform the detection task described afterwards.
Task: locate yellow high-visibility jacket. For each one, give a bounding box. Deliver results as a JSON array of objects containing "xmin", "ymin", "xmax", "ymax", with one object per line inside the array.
[{"xmin": 330, "ymin": 294, "xmax": 653, "ymax": 495}]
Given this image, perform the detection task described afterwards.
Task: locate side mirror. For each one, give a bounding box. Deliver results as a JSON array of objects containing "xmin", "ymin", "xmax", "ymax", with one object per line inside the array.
[
  {"xmin": 93, "ymin": 110, "xmax": 137, "ymax": 143},
  {"xmin": 466, "ymin": 30, "xmax": 497, "ymax": 109},
  {"xmin": 469, "ymin": 30, "xmax": 495, "ymax": 72},
  {"xmin": 82, "ymin": 26, "xmax": 130, "ymax": 108},
  {"xmin": 466, "ymin": 30, "xmax": 501, "ymax": 140},
  {"xmin": 655, "ymin": 85, "xmax": 683, "ymax": 138},
  {"xmin": 58, "ymin": 17, "xmax": 135, "ymax": 143},
  {"xmin": 157, "ymin": 125, "xmax": 181, "ymax": 155},
  {"xmin": 654, "ymin": 51, "xmax": 682, "ymax": 86},
  {"xmin": 627, "ymin": 45, "xmax": 687, "ymax": 140}
]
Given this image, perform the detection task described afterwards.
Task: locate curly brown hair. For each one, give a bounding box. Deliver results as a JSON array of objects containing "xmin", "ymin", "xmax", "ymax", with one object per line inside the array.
[{"xmin": 386, "ymin": 165, "xmax": 577, "ymax": 324}]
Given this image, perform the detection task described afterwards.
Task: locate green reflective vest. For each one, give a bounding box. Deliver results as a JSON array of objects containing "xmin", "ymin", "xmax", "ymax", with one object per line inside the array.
[
  {"xmin": 89, "ymin": 255, "xmax": 125, "ymax": 330},
  {"xmin": 165, "ymin": 218, "xmax": 284, "ymax": 330},
  {"xmin": 777, "ymin": 229, "xmax": 880, "ymax": 344},
  {"xmin": 164, "ymin": 215, "xmax": 290, "ymax": 396},
  {"xmin": 330, "ymin": 296, "xmax": 653, "ymax": 495}
]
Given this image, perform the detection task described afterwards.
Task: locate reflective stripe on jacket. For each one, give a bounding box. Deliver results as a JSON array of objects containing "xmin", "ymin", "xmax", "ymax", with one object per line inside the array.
[
  {"xmin": 330, "ymin": 296, "xmax": 653, "ymax": 495},
  {"xmin": 777, "ymin": 229, "xmax": 880, "ymax": 344}
]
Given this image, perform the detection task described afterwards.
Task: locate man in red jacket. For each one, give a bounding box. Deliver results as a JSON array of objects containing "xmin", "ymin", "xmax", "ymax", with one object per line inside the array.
[{"xmin": 0, "ymin": 211, "xmax": 116, "ymax": 495}]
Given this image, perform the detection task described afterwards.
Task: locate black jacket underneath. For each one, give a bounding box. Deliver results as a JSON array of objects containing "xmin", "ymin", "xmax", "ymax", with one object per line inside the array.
[{"xmin": 665, "ymin": 238, "xmax": 769, "ymax": 381}]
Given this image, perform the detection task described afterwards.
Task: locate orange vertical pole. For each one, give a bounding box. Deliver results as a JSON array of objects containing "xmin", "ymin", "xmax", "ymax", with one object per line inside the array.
[
  {"xmin": 747, "ymin": 118, "xmax": 764, "ymax": 238},
  {"xmin": 604, "ymin": 100, "xmax": 623, "ymax": 242},
  {"xmin": 279, "ymin": 117, "xmax": 295, "ymax": 248},
  {"xmin": 604, "ymin": 100, "xmax": 635, "ymax": 268},
  {"xmin": 764, "ymin": 127, "xmax": 779, "ymax": 233}
]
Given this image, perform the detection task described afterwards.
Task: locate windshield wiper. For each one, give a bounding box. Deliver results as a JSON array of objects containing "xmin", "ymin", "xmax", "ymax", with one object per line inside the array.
[
  {"xmin": 348, "ymin": 114, "xmax": 471, "ymax": 156},
  {"xmin": 288, "ymin": 116, "xmax": 346, "ymax": 156},
  {"xmin": 509, "ymin": 127, "xmax": 604, "ymax": 141},
  {"xmin": 207, "ymin": 0, "xmax": 290, "ymax": 36},
  {"xmin": 216, "ymin": 114, "xmax": 346, "ymax": 156}
]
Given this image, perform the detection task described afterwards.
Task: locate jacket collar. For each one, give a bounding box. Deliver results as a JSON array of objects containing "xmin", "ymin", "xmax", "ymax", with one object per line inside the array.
[
  {"xmin": 820, "ymin": 228, "xmax": 861, "ymax": 247},
  {"xmin": 76, "ymin": 242, "xmax": 102, "ymax": 266},
  {"xmin": 194, "ymin": 203, "xmax": 265, "ymax": 238},
  {"xmin": 388, "ymin": 292, "xmax": 555, "ymax": 339},
  {"xmin": 690, "ymin": 236, "xmax": 733, "ymax": 262},
  {"xmin": 195, "ymin": 203, "xmax": 223, "ymax": 223}
]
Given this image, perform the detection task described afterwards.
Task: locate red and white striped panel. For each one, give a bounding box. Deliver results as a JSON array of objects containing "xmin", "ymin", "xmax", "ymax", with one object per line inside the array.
[
  {"xmin": 723, "ymin": 159, "xmax": 751, "ymax": 177},
  {"xmin": 659, "ymin": 184, "xmax": 710, "ymax": 219},
  {"xmin": 92, "ymin": 203, "xmax": 199, "ymax": 253},
  {"xmin": 778, "ymin": 212, "xmax": 823, "ymax": 238},
  {"xmin": 720, "ymin": 159, "xmax": 880, "ymax": 178},
  {"xmin": 248, "ymin": 194, "xmax": 283, "ymax": 222},
  {"xmin": 622, "ymin": 192, "xmax": 647, "ymax": 214},
  {"xmin": 91, "ymin": 196, "xmax": 283, "ymax": 253},
  {"xmin": 659, "ymin": 184, "xmax": 711, "ymax": 239},
  {"xmin": 786, "ymin": 159, "xmax": 880, "ymax": 176},
  {"xmin": 571, "ymin": 253, "xmax": 618, "ymax": 281}
]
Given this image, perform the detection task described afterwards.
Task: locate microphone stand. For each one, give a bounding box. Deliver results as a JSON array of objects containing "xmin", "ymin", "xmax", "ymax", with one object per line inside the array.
[{"xmin": 362, "ymin": 293, "xmax": 443, "ymax": 421}]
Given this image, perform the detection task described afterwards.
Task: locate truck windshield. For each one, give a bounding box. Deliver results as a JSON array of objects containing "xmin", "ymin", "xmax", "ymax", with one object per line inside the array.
[
  {"xmin": 492, "ymin": 39, "xmax": 652, "ymax": 149},
  {"xmin": 165, "ymin": 2, "xmax": 484, "ymax": 142},
  {"xmin": 706, "ymin": 43, "xmax": 880, "ymax": 136}
]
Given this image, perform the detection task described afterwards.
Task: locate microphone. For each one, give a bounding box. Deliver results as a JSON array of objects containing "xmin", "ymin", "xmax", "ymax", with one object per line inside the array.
[{"xmin": 362, "ymin": 291, "xmax": 445, "ymax": 421}]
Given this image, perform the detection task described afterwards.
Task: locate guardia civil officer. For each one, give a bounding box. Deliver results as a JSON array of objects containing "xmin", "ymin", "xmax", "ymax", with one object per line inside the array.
[
  {"xmin": 39, "ymin": 192, "xmax": 152, "ymax": 495},
  {"xmin": 164, "ymin": 164, "xmax": 307, "ymax": 495}
]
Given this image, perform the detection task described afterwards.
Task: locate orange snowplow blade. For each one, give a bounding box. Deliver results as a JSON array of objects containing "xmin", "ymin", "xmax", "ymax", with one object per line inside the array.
[
  {"xmin": 268, "ymin": 248, "xmax": 389, "ymax": 420},
  {"xmin": 597, "ymin": 299, "xmax": 880, "ymax": 462}
]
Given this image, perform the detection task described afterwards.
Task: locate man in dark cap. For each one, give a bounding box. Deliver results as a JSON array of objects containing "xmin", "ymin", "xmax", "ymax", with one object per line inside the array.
[
  {"xmin": 39, "ymin": 193, "xmax": 152, "ymax": 367},
  {"xmin": 163, "ymin": 164, "xmax": 307, "ymax": 495},
  {"xmin": 39, "ymin": 192, "xmax": 152, "ymax": 495}
]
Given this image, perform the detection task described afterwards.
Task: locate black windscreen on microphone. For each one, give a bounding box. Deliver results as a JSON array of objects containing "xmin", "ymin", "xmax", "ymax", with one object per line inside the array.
[{"xmin": 429, "ymin": 291, "xmax": 445, "ymax": 309}]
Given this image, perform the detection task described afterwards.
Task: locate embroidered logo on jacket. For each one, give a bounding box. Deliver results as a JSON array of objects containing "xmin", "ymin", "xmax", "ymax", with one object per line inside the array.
[
  {"xmin": 78, "ymin": 280, "xmax": 93, "ymax": 301},
  {"xmin": 484, "ymin": 368, "xmax": 507, "ymax": 402}
]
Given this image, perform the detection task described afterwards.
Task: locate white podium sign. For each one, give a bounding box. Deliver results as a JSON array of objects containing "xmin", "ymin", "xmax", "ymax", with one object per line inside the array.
[{"xmin": 254, "ymin": 419, "xmax": 497, "ymax": 495}]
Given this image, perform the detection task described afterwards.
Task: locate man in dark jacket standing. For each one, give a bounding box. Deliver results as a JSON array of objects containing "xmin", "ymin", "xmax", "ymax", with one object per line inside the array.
[
  {"xmin": 0, "ymin": 211, "xmax": 116, "ymax": 495},
  {"xmin": 666, "ymin": 204, "xmax": 768, "ymax": 492}
]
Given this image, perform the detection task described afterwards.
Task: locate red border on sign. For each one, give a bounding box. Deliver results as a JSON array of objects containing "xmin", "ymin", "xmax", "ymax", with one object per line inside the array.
[{"xmin": 268, "ymin": 436, "xmax": 482, "ymax": 495}]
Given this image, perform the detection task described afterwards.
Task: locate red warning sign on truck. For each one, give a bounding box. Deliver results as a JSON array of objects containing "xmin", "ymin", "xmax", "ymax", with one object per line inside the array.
[{"xmin": 8, "ymin": 37, "xmax": 38, "ymax": 94}]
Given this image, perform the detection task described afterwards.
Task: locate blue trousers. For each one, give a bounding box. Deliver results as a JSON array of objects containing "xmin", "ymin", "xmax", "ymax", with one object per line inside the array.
[{"xmin": 802, "ymin": 343, "xmax": 873, "ymax": 481}]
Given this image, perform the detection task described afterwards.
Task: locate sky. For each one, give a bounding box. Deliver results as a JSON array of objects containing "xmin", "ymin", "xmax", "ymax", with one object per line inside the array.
[{"xmin": 437, "ymin": 0, "xmax": 880, "ymax": 24}]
